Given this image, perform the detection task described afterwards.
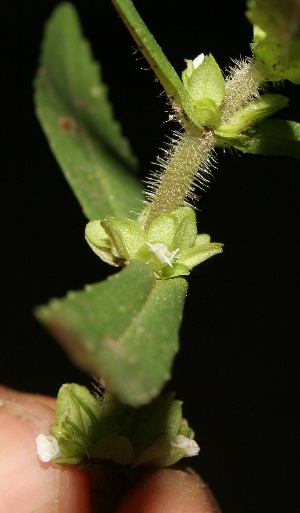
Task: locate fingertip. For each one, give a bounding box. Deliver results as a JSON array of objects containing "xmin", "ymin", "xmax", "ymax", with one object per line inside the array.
[
  {"xmin": 56, "ymin": 464, "xmax": 91, "ymax": 513},
  {"xmin": 0, "ymin": 388, "xmax": 222, "ymax": 513},
  {"xmin": 0, "ymin": 387, "xmax": 90, "ymax": 513},
  {"xmin": 115, "ymin": 467, "xmax": 221, "ymax": 513}
]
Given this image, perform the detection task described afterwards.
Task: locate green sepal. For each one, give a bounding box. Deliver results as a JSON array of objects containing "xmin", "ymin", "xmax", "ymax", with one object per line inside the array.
[
  {"xmin": 52, "ymin": 451, "xmax": 83, "ymax": 465},
  {"xmin": 92, "ymin": 436, "xmax": 134, "ymax": 465},
  {"xmin": 182, "ymin": 54, "xmax": 225, "ymax": 127},
  {"xmin": 192, "ymin": 97, "xmax": 221, "ymax": 128},
  {"xmin": 162, "ymin": 262, "xmax": 190, "ymax": 279},
  {"xmin": 85, "ymin": 220, "xmax": 117, "ymax": 266},
  {"xmin": 182, "ymin": 54, "xmax": 225, "ymax": 107},
  {"xmin": 49, "ymin": 383, "xmax": 102, "ymax": 464},
  {"xmin": 130, "ymin": 393, "xmax": 198, "ymax": 467},
  {"xmin": 220, "ymin": 118, "xmax": 300, "ymax": 159},
  {"xmin": 134, "ymin": 245, "xmax": 168, "ymax": 277},
  {"xmin": 215, "ymin": 94, "xmax": 288, "ymax": 139},
  {"xmin": 130, "ymin": 437, "xmax": 187, "ymax": 468},
  {"xmin": 177, "ymin": 241, "xmax": 223, "ymax": 270},
  {"xmin": 194, "ymin": 234, "xmax": 213, "ymax": 246},
  {"xmin": 50, "ymin": 423, "xmax": 86, "ymax": 455},
  {"xmin": 55, "ymin": 383, "xmax": 101, "ymax": 429},
  {"xmin": 147, "ymin": 207, "xmax": 197, "ymax": 250},
  {"xmin": 101, "ymin": 218, "xmax": 147, "ymax": 260}
]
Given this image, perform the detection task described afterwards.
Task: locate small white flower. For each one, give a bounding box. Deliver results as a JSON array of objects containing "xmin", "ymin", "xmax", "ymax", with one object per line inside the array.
[
  {"xmin": 192, "ymin": 53, "xmax": 205, "ymax": 69},
  {"xmin": 171, "ymin": 435, "xmax": 200, "ymax": 457},
  {"xmin": 36, "ymin": 434, "xmax": 61, "ymax": 462},
  {"xmin": 146, "ymin": 242, "xmax": 179, "ymax": 267}
]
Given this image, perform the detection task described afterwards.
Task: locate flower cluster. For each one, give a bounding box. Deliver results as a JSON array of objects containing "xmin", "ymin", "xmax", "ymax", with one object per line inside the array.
[
  {"xmin": 182, "ymin": 52, "xmax": 288, "ymax": 138},
  {"xmin": 85, "ymin": 207, "xmax": 223, "ymax": 279},
  {"xmin": 36, "ymin": 384, "xmax": 199, "ymax": 467}
]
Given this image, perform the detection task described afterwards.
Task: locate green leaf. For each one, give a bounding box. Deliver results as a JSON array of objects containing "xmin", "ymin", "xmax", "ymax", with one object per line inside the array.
[
  {"xmin": 36, "ymin": 261, "xmax": 188, "ymax": 406},
  {"xmin": 247, "ymin": 0, "xmax": 300, "ymax": 83},
  {"xmin": 35, "ymin": 3, "xmax": 143, "ymax": 220},
  {"xmin": 222, "ymin": 119, "xmax": 300, "ymax": 158},
  {"xmin": 111, "ymin": 0, "xmax": 202, "ymax": 129},
  {"xmin": 247, "ymin": 0, "xmax": 300, "ymax": 43}
]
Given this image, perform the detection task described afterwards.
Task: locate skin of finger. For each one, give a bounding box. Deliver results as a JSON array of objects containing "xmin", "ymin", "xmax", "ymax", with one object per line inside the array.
[
  {"xmin": 114, "ymin": 467, "xmax": 222, "ymax": 513},
  {"xmin": 0, "ymin": 385, "xmax": 56, "ymax": 410},
  {"xmin": 0, "ymin": 386, "xmax": 90, "ymax": 513}
]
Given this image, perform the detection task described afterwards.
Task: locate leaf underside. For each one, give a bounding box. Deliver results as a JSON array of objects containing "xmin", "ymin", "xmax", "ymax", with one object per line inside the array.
[
  {"xmin": 35, "ymin": 3, "xmax": 143, "ymax": 220},
  {"xmin": 36, "ymin": 260, "xmax": 188, "ymax": 406}
]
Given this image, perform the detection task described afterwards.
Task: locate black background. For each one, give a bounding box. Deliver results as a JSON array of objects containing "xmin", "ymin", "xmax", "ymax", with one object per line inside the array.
[{"xmin": 1, "ymin": 1, "xmax": 299, "ymax": 512}]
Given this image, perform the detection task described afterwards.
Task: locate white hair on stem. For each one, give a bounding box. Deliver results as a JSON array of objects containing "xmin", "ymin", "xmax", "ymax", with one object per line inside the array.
[
  {"xmin": 144, "ymin": 128, "xmax": 216, "ymax": 220},
  {"xmin": 221, "ymin": 57, "xmax": 265, "ymax": 122},
  {"xmin": 142, "ymin": 57, "xmax": 267, "ymax": 227}
]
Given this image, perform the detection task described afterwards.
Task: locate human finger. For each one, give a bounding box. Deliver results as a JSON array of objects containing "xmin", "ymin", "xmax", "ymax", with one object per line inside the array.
[
  {"xmin": 0, "ymin": 386, "xmax": 90, "ymax": 513},
  {"xmin": 115, "ymin": 467, "xmax": 221, "ymax": 513}
]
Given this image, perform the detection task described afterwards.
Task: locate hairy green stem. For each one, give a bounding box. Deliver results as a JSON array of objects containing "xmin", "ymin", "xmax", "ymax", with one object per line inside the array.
[
  {"xmin": 221, "ymin": 58, "xmax": 265, "ymax": 122},
  {"xmin": 146, "ymin": 129, "xmax": 215, "ymax": 226}
]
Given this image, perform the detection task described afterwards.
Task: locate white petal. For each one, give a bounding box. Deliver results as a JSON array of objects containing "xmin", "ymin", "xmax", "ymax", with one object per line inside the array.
[
  {"xmin": 146, "ymin": 242, "xmax": 179, "ymax": 267},
  {"xmin": 172, "ymin": 435, "xmax": 200, "ymax": 457},
  {"xmin": 36, "ymin": 434, "xmax": 61, "ymax": 462},
  {"xmin": 193, "ymin": 53, "xmax": 205, "ymax": 69}
]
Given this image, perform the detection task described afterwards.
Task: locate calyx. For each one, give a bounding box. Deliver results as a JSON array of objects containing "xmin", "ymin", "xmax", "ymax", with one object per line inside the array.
[{"xmin": 85, "ymin": 207, "xmax": 223, "ymax": 279}]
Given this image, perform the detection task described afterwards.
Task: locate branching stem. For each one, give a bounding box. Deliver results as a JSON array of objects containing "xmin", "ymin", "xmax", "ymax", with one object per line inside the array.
[{"xmin": 145, "ymin": 59, "xmax": 265, "ymax": 227}]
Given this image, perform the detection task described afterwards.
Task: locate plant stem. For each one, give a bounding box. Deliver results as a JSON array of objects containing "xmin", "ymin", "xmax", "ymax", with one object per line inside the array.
[
  {"xmin": 221, "ymin": 58, "xmax": 265, "ymax": 122},
  {"xmin": 145, "ymin": 59, "xmax": 265, "ymax": 227},
  {"xmin": 146, "ymin": 128, "xmax": 215, "ymax": 226}
]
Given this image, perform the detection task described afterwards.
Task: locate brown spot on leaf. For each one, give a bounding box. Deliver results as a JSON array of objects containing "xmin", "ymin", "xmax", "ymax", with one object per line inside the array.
[
  {"xmin": 59, "ymin": 116, "xmax": 78, "ymax": 133},
  {"xmin": 105, "ymin": 337, "xmax": 125, "ymax": 358}
]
